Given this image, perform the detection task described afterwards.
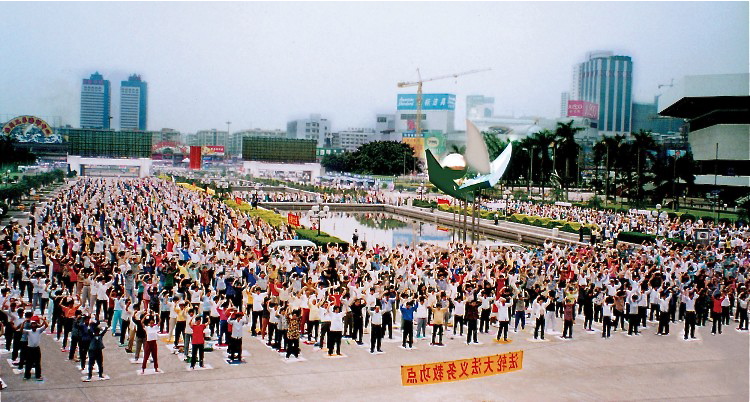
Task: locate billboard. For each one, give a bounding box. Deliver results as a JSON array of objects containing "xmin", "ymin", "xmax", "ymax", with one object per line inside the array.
[
  {"xmin": 242, "ymin": 138, "xmax": 316, "ymax": 163},
  {"xmin": 397, "ymin": 94, "xmax": 456, "ymax": 111},
  {"xmin": 201, "ymin": 145, "xmax": 225, "ymax": 156},
  {"xmin": 64, "ymin": 128, "xmax": 152, "ymax": 158},
  {"xmin": 567, "ymin": 101, "xmax": 599, "ymax": 119},
  {"xmin": 423, "ymin": 130, "xmax": 446, "ymax": 158}
]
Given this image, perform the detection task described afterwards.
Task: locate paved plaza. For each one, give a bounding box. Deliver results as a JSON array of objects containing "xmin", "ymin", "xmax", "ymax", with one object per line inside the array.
[{"xmin": 2, "ymin": 317, "xmax": 747, "ymax": 401}]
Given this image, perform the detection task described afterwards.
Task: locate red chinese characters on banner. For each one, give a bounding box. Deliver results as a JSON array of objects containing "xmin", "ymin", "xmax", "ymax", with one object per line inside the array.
[
  {"xmin": 400, "ymin": 350, "xmax": 524, "ymax": 386},
  {"xmin": 287, "ymin": 213, "xmax": 300, "ymax": 227}
]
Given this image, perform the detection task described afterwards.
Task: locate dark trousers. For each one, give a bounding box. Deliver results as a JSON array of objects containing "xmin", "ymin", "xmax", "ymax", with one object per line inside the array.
[
  {"xmin": 514, "ymin": 311, "xmax": 526, "ymax": 331},
  {"xmin": 352, "ymin": 315, "xmax": 363, "ymax": 342},
  {"xmin": 658, "ymin": 312, "xmax": 670, "ymax": 335},
  {"xmin": 190, "ymin": 343, "xmax": 205, "ymax": 367},
  {"xmin": 11, "ymin": 331, "xmax": 22, "ymax": 361},
  {"xmin": 251, "ymin": 311, "xmax": 262, "ymax": 335},
  {"xmin": 79, "ymin": 340, "xmax": 91, "ymax": 370},
  {"xmin": 402, "ymin": 320, "xmax": 414, "ymax": 347},
  {"xmin": 467, "ymin": 319, "xmax": 478, "ymax": 344},
  {"xmin": 318, "ymin": 322, "xmax": 330, "ymax": 347},
  {"xmin": 370, "ymin": 324, "xmax": 382, "ymax": 352},
  {"xmin": 711, "ymin": 311, "xmax": 723, "ymax": 334},
  {"xmin": 638, "ymin": 306, "xmax": 647, "ymax": 327},
  {"xmin": 383, "ymin": 312, "xmax": 393, "ymax": 339},
  {"xmin": 267, "ymin": 323, "xmax": 277, "ymax": 345},
  {"xmin": 649, "ymin": 304, "xmax": 660, "ymax": 321},
  {"xmin": 87, "ymin": 349, "xmax": 103, "ymax": 378},
  {"xmin": 119, "ymin": 320, "xmax": 130, "ymax": 345},
  {"xmin": 174, "ymin": 321, "xmax": 186, "ymax": 346},
  {"xmin": 327, "ymin": 331, "xmax": 342, "ymax": 355},
  {"xmin": 23, "ymin": 346, "xmax": 41, "ymax": 379},
  {"xmin": 453, "ymin": 315, "xmax": 464, "ymax": 335},
  {"xmin": 684, "ymin": 311, "xmax": 696, "ymax": 339},
  {"xmin": 306, "ymin": 320, "xmax": 319, "ymax": 341},
  {"xmin": 432, "ymin": 324, "xmax": 444, "ymax": 344},
  {"xmin": 286, "ymin": 338, "xmax": 299, "ymax": 358},
  {"xmin": 738, "ymin": 308, "xmax": 748, "ymax": 330},
  {"xmin": 628, "ymin": 314, "xmax": 640, "ymax": 335},
  {"xmin": 68, "ymin": 336, "xmax": 80, "ymax": 360},
  {"xmin": 534, "ymin": 316, "xmax": 545, "ymax": 339},
  {"xmin": 497, "ymin": 320, "xmax": 509, "ymax": 340},
  {"xmin": 602, "ymin": 316, "xmax": 612, "ymax": 338},
  {"xmin": 563, "ymin": 319, "xmax": 573, "ymax": 338},
  {"xmin": 479, "ymin": 309, "xmax": 491, "ymax": 333}
]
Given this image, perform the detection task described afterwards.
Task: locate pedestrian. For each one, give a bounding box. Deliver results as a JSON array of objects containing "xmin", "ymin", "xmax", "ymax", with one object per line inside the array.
[
  {"xmin": 327, "ymin": 305, "xmax": 344, "ymax": 356},
  {"xmin": 495, "ymin": 298, "xmax": 511, "ymax": 341},
  {"xmin": 562, "ymin": 297, "xmax": 575, "ymax": 339},
  {"xmin": 23, "ymin": 316, "xmax": 47, "ymax": 381},
  {"xmin": 190, "ymin": 316, "xmax": 207, "ymax": 369},
  {"xmin": 532, "ymin": 296, "xmax": 549, "ymax": 340},
  {"xmin": 369, "ymin": 304, "xmax": 383, "ymax": 353},
  {"xmin": 85, "ymin": 321, "xmax": 109, "ymax": 381},
  {"xmin": 285, "ymin": 310, "xmax": 301, "ymax": 359},
  {"xmin": 430, "ymin": 302, "xmax": 447, "ymax": 346},
  {"xmin": 141, "ymin": 315, "xmax": 161, "ymax": 374},
  {"xmin": 399, "ymin": 299, "xmax": 417, "ymax": 349}
]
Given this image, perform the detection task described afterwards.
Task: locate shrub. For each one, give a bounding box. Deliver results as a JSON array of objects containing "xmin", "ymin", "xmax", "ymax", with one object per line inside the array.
[
  {"xmin": 294, "ymin": 228, "xmax": 348, "ymax": 251},
  {"xmin": 700, "ymin": 215, "xmax": 714, "ymax": 223}
]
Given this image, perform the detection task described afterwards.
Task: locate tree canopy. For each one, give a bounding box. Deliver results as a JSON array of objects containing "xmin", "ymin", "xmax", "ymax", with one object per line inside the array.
[{"xmin": 321, "ymin": 141, "xmax": 421, "ymax": 176}]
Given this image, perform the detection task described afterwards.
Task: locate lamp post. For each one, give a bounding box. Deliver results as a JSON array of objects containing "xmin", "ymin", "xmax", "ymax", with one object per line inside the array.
[
  {"xmin": 417, "ymin": 184, "xmax": 425, "ymax": 201},
  {"xmin": 309, "ymin": 204, "xmax": 330, "ymax": 236}
]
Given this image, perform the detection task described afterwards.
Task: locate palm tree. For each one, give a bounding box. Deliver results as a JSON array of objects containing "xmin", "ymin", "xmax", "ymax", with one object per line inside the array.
[
  {"xmin": 554, "ymin": 120, "xmax": 584, "ymax": 198},
  {"xmin": 596, "ymin": 134, "xmax": 626, "ymax": 205},
  {"xmin": 630, "ymin": 130, "xmax": 658, "ymax": 205},
  {"xmin": 527, "ymin": 129, "xmax": 555, "ymax": 200}
]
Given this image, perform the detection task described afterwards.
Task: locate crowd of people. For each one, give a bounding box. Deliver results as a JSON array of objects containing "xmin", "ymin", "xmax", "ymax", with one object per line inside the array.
[{"xmin": 0, "ymin": 177, "xmax": 747, "ymax": 388}]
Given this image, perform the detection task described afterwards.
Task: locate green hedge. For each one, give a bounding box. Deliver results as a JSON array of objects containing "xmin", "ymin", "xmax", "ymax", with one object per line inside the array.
[
  {"xmin": 508, "ymin": 213, "xmax": 594, "ymax": 235},
  {"xmin": 294, "ymin": 228, "xmax": 348, "ymax": 250},
  {"xmin": 224, "ymin": 199, "xmax": 287, "ymax": 227},
  {"xmin": 413, "ymin": 199, "xmax": 437, "ymax": 209}
]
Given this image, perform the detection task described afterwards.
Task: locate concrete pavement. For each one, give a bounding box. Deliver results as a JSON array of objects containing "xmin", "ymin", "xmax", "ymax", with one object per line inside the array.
[{"xmin": 2, "ymin": 316, "xmax": 747, "ymax": 401}]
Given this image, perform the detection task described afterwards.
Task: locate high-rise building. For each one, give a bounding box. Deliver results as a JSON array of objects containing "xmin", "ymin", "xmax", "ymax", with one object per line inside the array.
[
  {"xmin": 120, "ymin": 74, "xmax": 148, "ymax": 131},
  {"xmin": 80, "ymin": 72, "xmax": 111, "ymax": 129},
  {"xmin": 287, "ymin": 114, "xmax": 331, "ymax": 147},
  {"xmin": 571, "ymin": 51, "xmax": 633, "ymax": 135},
  {"xmin": 560, "ymin": 92, "xmax": 570, "ymax": 118},
  {"xmin": 466, "ymin": 95, "xmax": 495, "ymax": 120}
]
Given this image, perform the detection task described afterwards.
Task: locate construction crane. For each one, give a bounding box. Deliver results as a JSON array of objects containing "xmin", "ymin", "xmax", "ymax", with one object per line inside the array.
[{"xmin": 397, "ymin": 68, "xmax": 491, "ymax": 138}]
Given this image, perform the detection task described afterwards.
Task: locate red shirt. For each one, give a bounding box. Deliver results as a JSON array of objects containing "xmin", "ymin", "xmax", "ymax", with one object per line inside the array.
[
  {"xmin": 191, "ymin": 324, "xmax": 206, "ymax": 344},
  {"xmin": 712, "ymin": 296, "xmax": 725, "ymax": 314}
]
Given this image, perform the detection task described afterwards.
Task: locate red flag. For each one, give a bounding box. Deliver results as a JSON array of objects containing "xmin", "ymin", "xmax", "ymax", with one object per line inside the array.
[
  {"xmin": 287, "ymin": 213, "xmax": 300, "ymax": 227},
  {"xmin": 437, "ymin": 198, "xmax": 450, "ymax": 205},
  {"xmin": 235, "ymin": 197, "xmax": 243, "ymax": 205}
]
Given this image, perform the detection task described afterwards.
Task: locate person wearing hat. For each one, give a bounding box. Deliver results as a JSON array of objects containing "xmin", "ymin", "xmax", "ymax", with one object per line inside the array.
[{"xmin": 23, "ymin": 315, "xmax": 47, "ymax": 381}]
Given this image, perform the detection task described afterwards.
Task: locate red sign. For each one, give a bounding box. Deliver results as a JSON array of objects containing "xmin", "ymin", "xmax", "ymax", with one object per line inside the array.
[
  {"xmin": 567, "ymin": 100, "xmax": 599, "ymax": 119},
  {"xmin": 287, "ymin": 213, "xmax": 300, "ymax": 227},
  {"xmin": 189, "ymin": 146, "xmax": 202, "ymax": 170},
  {"xmin": 437, "ymin": 198, "xmax": 450, "ymax": 205}
]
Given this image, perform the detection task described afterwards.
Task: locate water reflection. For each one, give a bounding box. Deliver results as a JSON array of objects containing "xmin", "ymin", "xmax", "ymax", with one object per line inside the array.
[{"xmin": 288, "ymin": 211, "xmax": 498, "ymax": 248}]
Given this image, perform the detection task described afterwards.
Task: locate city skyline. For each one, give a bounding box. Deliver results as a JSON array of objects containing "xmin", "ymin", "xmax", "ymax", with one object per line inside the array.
[{"xmin": 0, "ymin": 2, "xmax": 747, "ymax": 133}]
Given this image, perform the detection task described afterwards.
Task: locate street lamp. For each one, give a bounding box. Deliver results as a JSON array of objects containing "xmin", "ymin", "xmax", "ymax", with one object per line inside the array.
[
  {"xmin": 417, "ymin": 184, "xmax": 425, "ymax": 201},
  {"xmin": 309, "ymin": 204, "xmax": 330, "ymax": 236}
]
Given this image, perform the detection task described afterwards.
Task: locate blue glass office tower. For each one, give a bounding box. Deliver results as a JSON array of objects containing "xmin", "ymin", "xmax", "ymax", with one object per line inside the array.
[
  {"xmin": 80, "ymin": 72, "xmax": 111, "ymax": 129},
  {"xmin": 120, "ymin": 74, "xmax": 148, "ymax": 131},
  {"xmin": 572, "ymin": 52, "xmax": 633, "ymax": 134}
]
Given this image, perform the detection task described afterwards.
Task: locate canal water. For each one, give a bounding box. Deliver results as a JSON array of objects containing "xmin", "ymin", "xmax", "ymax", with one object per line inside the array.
[{"xmin": 284, "ymin": 211, "xmax": 500, "ymax": 248}]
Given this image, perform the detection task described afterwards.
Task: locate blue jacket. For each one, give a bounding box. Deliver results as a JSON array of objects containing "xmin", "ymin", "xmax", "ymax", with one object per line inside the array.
[{"xmin": 400, "ymin": 305, "xmax": 418, "ymax": 321}]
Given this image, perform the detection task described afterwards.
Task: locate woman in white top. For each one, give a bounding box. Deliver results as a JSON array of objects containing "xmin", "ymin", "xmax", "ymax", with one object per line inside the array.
[{"xmin": 327, "ymin": 306, "xmax": 345, "ymax": 356}]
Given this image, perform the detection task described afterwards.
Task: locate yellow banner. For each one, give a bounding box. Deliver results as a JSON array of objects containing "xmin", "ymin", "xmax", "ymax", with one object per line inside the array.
[{"xmin": 401, "ymin": 350, "xmax": 523, "ymax": 386}]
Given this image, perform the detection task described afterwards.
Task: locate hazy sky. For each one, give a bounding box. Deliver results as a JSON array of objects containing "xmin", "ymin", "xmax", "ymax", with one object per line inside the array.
[{"xmin": 1, "ymin": 1, "xmax": 747, "ymax": 133}]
